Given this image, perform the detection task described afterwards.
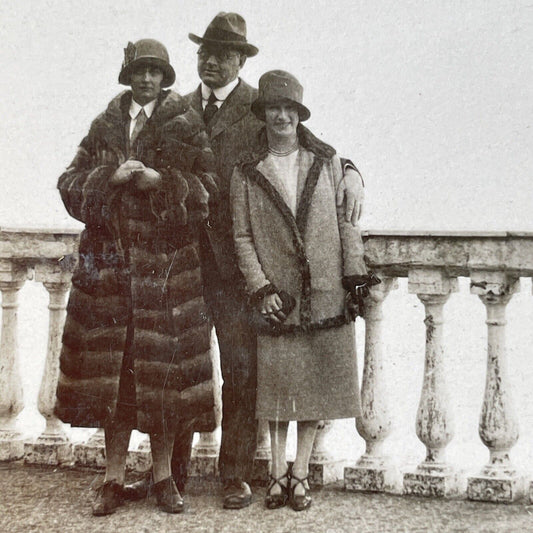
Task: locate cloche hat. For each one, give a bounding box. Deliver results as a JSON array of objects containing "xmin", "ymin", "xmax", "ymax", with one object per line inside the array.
[
  {"xmin": 119, "ymin": 39, "xmax": 176, "ymax": 88},
  {"xmin": 251, "ymin": 70, "xmax": 311, "ymax": 121},
  {"xmin": 189, "ymin": 12, "xmax": 259, "ymax": 57}
]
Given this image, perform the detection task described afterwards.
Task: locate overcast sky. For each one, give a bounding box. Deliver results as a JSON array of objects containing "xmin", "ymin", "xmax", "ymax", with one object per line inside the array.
[{"xmin": 0, "ymin": 0, "xmax": 531, "ymax": 231}]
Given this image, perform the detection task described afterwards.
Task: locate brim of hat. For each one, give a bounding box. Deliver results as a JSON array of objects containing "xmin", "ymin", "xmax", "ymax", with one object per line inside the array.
[
  {"xmin": 188, "ymin": 33, "xmax": 259, "ymax": 57},
  {"xmin": 118, "ymin": 57, "xmax": 176, "ymax": 87},
  {"xmin": 251, "ymin": 98, "xmax": 311, "ymax": 122}
]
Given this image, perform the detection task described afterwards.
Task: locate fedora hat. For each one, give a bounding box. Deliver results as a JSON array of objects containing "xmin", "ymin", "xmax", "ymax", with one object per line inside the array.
[
  {"xmin": 189, "ymin": 12, "xmax": 259, "ymax": 57},
  {"xmin": 251, "ymin": 70, "xmax": 311, "ymax": 122},
  {"xmin": 119, "ymin": 39, "xmax": 176, "ymax": 88}
]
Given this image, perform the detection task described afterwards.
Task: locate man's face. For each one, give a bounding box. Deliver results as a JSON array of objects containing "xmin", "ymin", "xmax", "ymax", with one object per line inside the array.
[
  {"xmin": 197, "ymin": 45, "xmax": 244, "ymax": 89},
  {"xmin": 265, "ymin": 102, "xmax": 299, "ymax": 139},
  {"xmin": 130, "ymin": 64, "xmax": 164, "ymax": 105}
]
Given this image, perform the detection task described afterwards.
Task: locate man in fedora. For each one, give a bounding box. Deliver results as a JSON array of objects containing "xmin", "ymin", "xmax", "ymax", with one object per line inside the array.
[
  {"xmin": 56, "ymin": 38, "xmax": 218, "ymax": 515},
  {"xmin": 187, "ymin": 12, "xmax": 364, "ymax": 509}
]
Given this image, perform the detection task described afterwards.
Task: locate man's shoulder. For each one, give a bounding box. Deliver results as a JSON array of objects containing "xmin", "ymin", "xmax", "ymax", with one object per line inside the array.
[{"xmin": 235, "ymin": 79, "xmax": 258, "ymax": 98}]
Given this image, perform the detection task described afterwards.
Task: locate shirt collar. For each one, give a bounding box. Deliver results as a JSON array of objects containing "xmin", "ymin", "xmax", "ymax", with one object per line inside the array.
[
  {"xmin": 129, "ymin": 98, "xmax": 157, "ymax": 120},
  {"xmin": 201, "ymin": 77, "xmax": 240, "ymax": 104}
]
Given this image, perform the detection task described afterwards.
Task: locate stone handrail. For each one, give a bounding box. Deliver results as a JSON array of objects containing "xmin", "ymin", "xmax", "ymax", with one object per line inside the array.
[{"xmin": 1, "ymin": 227, "xmax": 532, "ymax": 503}]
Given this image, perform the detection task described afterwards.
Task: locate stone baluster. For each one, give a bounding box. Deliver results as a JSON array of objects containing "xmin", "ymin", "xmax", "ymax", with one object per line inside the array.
[
  {"xmin": 309, "ymin": 420, "xmax": 341, "ymax": 486},
  {"xmin": 0, "ymin": 260, "xmax": 28, "ymax": 461},
  {"xmin": 74, "ymin": 428, "xmax": 106, "ymax": 468},
  {"xmin": 127, "ymin": 434, "xmax": 152, "ymax": 473},
  {"xmin": 190, "ymin": 430, "xmax": 220, "ymax": 478},
  {"xmin": 467, "ymin": 271, "xmax": 523, "ymax": 502},
  {"xmin": 403, "ymin": 269, "xmax": 460, "ymax": 497},
  {"xmin": 345, "ymin": 277, "xmax": 400, "ymax": 492},
  {"xmin": 25, "ymin": 262, "xmax": 73, "ymax": 465},
  {"xmin": 189, "ymin": 325, "xmax": 222, "ymax": 478},
  {"xmin": 253, "ymin": 420, "xmax": 271, "ymax": 484},
  {"xmin": 194, "ymin": 430, "xmax": 220, "ymax": 456},
  {"xmin": 256, "ymin": 419, "xmax": 271, "ymax": 460}
]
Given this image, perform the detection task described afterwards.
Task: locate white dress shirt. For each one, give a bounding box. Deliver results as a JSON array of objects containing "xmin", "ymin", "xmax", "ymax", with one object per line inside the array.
[
  {"xmin": 128, "ymin": 98, "xmax": 157, "ymax": 138},
  {"xmin": 201, "ymin": 78, "xmax": 240, "ymax": 110}
]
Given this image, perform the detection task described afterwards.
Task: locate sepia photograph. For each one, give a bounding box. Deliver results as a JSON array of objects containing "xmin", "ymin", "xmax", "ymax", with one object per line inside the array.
[{"xmin": 0, "ymin": 1, "xmax": 532, "ymax": 531}]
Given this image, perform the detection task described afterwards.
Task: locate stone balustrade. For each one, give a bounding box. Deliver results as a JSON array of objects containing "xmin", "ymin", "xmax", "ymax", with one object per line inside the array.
[{"xmin": 1, "ymin": 227, "xmax": 533, "ymax": 503}]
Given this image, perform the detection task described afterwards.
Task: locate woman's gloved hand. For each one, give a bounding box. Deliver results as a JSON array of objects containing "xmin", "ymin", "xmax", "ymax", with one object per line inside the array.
[{"xmin": 342, "ymin": 272, "xmax": 381, "ymax": 319}]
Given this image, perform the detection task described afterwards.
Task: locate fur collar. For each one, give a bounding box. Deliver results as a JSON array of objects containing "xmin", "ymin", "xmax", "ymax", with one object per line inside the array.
[{"xmin": 87, "ymin": 90, "xmax": 191, "ymax": 158}]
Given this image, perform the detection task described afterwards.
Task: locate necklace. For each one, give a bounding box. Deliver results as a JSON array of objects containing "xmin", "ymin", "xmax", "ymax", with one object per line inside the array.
[{"xmin": 268, "ymin": 141, "xmax": 299, "ymax": 157}]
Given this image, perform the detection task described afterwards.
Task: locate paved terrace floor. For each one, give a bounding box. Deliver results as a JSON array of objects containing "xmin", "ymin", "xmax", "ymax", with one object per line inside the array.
[{"xmin": 2, "ymin": 463, "xmax": 533, "ymax": 533}]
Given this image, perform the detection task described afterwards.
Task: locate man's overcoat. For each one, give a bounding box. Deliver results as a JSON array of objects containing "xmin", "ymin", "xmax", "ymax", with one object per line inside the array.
[{"xmin": 56, "ymin": 89, "xmax": 218, "ymax": 434}]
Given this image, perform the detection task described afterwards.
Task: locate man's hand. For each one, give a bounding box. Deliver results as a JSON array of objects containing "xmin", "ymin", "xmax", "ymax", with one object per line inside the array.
[
  {"xmin": 134, "ymin": 167, "xmax": 162, "ymax": 191},
  {"xmin": 259, "ymin": 293, "xmax": 286, "ymax": 324},
  {"xmin": 336, "ymin": 168, "xmax": 364, "ymax": 225},
  {"xmin": 110, "ymin": 159, "xmax": 145, "ymax": 186}
]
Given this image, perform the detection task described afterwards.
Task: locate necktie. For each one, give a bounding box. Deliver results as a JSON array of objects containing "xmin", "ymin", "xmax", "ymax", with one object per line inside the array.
[
  {"xmin": 131, "ymin": 108, "xmax": 148, "ymax": 144},
  {"xmin": 203, "ymin": 92, "xmax": 219, "ymax": 125}
]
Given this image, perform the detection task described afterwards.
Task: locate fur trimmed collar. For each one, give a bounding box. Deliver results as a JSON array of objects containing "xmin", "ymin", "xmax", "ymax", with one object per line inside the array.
[
  {"xmin": 238, "ymin": 124, "xmax": 336, "ymax": 167},
  {"xmin": 99, "ymin": 89, "xmax": 190, "ymax": 128},
  {"xmin": 87, "ymin": 90, "xmax": 192, "ymax": 156}
]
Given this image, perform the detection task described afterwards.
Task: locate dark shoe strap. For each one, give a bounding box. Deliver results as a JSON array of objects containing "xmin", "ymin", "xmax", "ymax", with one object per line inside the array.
[
  {"xmin": 290, "ymin": 473, "xmax": 309, "ymax": 494},
  {"xmin": 267, "ymin": 472, "xmax": 289, "ymax": 494}
]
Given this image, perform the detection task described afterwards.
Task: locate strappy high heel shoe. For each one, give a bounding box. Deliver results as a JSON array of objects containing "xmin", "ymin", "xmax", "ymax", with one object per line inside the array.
[
  {"xmin": 289, "ymin": 473, "xmax": 312, "ymax": 511},
  {"xmin": 265, "ymin": 471, "xmax": 289, "ymax": 509}
]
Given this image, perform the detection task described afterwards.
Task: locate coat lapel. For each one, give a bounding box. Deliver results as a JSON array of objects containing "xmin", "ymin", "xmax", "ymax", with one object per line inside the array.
[
  {"xmin": 244, "ymin": 162, "xmax": 304, "ymax": 252},
  {"xmin": 256, "ymin": 157, "xmax": 295, "ymax": 214},
  {"xmin": 210, "ymin": 79, "xmax": 255, "ymax": 139},
  {"xmin": 295, "ymin": 154, "xmax": 324, "ymax": 236}
]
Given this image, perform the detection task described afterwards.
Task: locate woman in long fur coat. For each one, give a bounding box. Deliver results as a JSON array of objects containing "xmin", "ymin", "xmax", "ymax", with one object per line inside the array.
[{"xmin": 55, "ymin": 39, "xmax": 219, "ymax": 515}]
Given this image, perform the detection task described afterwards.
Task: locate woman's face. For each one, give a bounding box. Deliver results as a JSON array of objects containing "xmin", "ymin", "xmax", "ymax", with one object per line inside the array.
[{"xmin": 265, "ymin": 103, "xmax": 299, "ymax": 139}]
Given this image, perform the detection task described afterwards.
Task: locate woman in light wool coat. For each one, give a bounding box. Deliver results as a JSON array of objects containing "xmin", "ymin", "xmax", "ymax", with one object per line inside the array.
[{"xmin": 230, "ymin": 70, "xmax": 376, "ymax": 511}]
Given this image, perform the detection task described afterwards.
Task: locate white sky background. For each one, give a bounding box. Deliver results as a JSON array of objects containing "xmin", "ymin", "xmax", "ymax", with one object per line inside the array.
[{"xmin": 0, "ymin": 0, "xmax": 531, "ymax": 230}]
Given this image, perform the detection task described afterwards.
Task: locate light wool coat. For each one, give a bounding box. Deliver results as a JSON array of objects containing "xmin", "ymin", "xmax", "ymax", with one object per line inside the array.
[{"xmin": 230, "ymin": 126, "xmax": 367, "ymax": 333}]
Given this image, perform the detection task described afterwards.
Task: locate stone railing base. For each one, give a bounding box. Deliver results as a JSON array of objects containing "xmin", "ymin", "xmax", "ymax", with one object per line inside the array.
[
  {"xmin": 24, "ymin": 437, "xmax": 72, "ymax": 466},
  {"xmin": 467, "ymin": 473, "xmax": 525, "ymax": 503},
  {"xmin": 189, "ymin": 452, "xmax": 218, "ymax": 479},
  {"xmin": 403, "ymin": 469, "xmax": 463, "ymax": 498},
  {"xmin": 0, "ymin": 430, "xmax": 25, "ymax": 462},
  {"xmin": 344, "ymin": 460, "xmax": 401, "ymax": 493}
]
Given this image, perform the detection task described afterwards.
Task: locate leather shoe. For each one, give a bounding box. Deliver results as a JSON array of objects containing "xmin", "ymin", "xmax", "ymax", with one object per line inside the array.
[
  {"xmin": 223, "ymin": 479, "xmax": 252, "ymax": 509},
  {"xmin": 92, "ymin": 480, "xmax": 123, "ymax": 516},
  {"xmin": 122, "ymin": 473, "xmax": 150, "ymax": 501},
  {"xmin": 152, "ymin": 477, "xmax": 185, "ymax": 513}
]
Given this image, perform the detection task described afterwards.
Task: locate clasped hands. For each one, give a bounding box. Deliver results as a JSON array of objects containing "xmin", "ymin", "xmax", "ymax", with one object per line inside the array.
[{"xmin": 110, "ymin": 159, "xmax": 161, "ymax": 191}]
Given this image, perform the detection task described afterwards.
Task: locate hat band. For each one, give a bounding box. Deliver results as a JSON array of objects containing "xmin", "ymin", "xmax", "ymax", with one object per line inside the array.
[{"xmin": 202, "ymin": 26, "xmax": 247, "ymax": 43}]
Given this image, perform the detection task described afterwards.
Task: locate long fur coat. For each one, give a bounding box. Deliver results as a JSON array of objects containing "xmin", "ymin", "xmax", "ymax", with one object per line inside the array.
[{"xmin": 55, "ymin": 89, "xmax": 219, "ymax": 434}]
